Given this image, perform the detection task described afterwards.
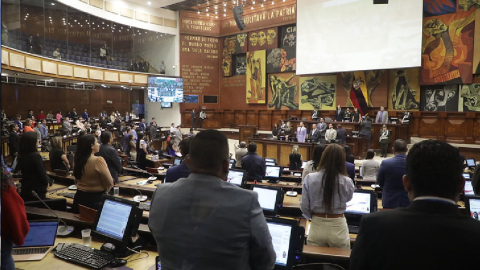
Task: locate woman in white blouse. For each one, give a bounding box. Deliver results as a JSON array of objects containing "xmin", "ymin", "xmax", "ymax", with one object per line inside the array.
[{"xmin": 361, "ymin": 149, "xmax": 380, "ymax": 182}]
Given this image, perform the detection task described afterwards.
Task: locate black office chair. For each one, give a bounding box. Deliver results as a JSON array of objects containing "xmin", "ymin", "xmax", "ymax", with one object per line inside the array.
[{"xmin": 293, "ymin": 263, "xmax": 346, "ymax": 270}]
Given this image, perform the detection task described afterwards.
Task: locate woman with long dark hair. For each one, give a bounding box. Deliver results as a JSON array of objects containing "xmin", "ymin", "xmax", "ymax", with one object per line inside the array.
[
  {"xmin": 136, "ymin": 133, "xmax": 148, "ymax": 169},
  {"xmin": 300, "ymin": 144, "xmax": 354, "ymax": 249},
  {"xmin": 72, "ymin": 134, "xmax": 113, "ymax": 213},
  {"xmin": 301, "ymin": 144, "xmax": 326, "ymax": 183},
  {"xmin": 16, "ymin": 132, "xmax": 51, "ymax": 201}
]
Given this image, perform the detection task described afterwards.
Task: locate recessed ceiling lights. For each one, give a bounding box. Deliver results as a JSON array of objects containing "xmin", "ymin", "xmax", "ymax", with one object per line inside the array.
[{"xmin": 147, "ymin": 1, "xmax": 151, "ymax": 5}]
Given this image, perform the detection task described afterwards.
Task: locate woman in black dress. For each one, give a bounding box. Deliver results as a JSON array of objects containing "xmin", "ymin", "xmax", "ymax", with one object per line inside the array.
[{"xmin": 289, "ymin": 145, "xmax": 302, "ymax": 170}]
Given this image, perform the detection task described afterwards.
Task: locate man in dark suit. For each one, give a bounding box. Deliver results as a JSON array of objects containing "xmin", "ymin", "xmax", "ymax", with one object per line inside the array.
[
  {"xmin": 316, "ymin": 118, "xmax": 327, "ymax": 140},
  {"xmin": 165, "ymin": 138, "xmax": 192, "ymax": 183},
  {"xmin": 241, "ymin": 142, "xmax": 266, "ymax": 182},
  {"xmin": 336, "ymin": 124, "xmax": 347, "ymax": 144},
  {"xmin": 359, "ymin": 116, "xmax": 372, "ymax": 149},
  {"xmin": 96, "ymin": 131, "xmax": 122, "ymax": 183},
  {"xmin": 334, "ymin": 105, "xmax": 344, "ymax": 122},
  {"xmin": 376, "ymin": 139, "xmax": 409, "ymax": 208},
  {"xmin": 149, "ymin": 130, "xmax": 275, "ymax": 269},
  {"xmin": 309, "ymin": 123, "xmax": 320, "ymax": 143},
  {"xmin": 139, "ymin": 118, "xmax": 147, "ymax": 132},
  {"xmin": 70, "ymin": 107, "xmax": 78, "ymax": 120},
  {"xmin": 8, "ymin": 124, "xmax": 20, "ymax": 159},
  {"xmin": 191, "ymin": 109, "xmax": 197, "ymax": 130},
  {"xmin": 350, "ymin": 139, "xmax": 480, "ymax": 270}
]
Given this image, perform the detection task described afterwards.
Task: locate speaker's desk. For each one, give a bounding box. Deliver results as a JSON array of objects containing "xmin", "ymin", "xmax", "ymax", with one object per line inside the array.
[{"xmin": 14, "ymin": 237, "xmax": 157, "ymax": 270}]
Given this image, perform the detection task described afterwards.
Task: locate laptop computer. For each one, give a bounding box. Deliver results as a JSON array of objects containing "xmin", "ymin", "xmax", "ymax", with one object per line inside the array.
[
  {"xmin": 13, "ymin": 220, "xmax": 59, "ymax": 261},
  {"xmin": 345, "ymin": 190, "xmax": 377, "ymax": 234}
]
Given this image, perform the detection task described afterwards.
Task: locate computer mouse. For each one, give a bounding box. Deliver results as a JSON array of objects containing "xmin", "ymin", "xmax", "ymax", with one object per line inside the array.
[
  {"xmin": 110, "ymin": 258, "xmax": 127, "ymax": 267},
  {"xmin": 286, "ymin": 191, "xmax": 298, "ymax": 197}
]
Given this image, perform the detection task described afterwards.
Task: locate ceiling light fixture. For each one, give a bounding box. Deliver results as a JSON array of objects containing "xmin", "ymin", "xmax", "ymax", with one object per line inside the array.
[{"xmin": 147, "ymin": 1, "xmax": 151, "ymax": 5}]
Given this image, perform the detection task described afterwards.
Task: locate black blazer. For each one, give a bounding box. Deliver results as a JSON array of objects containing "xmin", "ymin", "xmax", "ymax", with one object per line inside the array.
[
  {"xmin": 336, "ymin": 128, "xmax": 347, "ymax": 144},
  {"xmin": 334, "ymin": 109, "xmax": 344, "ymax": 122},
  {"xmin": 96, "ymin": 144, "xmax": 122, "ymax": 183},
  {"xmin": 350, "ymin": 200, "xmax": 480, "ymax": 270},
  {"xmin": 17, "ymin": 152, "xmax": 51, "ymax": 201},
  {"xmin": 9, "ymin": 132, "xmax": 20, "ymax": 156}
]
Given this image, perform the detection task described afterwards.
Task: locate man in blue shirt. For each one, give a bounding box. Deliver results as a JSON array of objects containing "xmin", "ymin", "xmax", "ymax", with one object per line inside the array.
[
  {"xmin": 81, "ymin": 109, "xmax": 88, "ymax": 120},
  {"xmin": 241, "ymin": 142, "xmax": 266, "ymax": 182},
  {"xmin": 165, "ymin": 137, "xmax": 192, "ymax": 183},
  {"xmin": 39, "ymin": 119, "xmax": 49, "ymax": 140},
  {"xmin": 139, "ymin": 118, "xmax": 147, "ymax": 132}
]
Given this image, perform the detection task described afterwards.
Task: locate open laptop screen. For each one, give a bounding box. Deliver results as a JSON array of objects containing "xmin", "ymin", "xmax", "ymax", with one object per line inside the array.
[
  {"xmin": 14, "ymin": 221, "xmax": 58, "ymax": 247},
  {"xmin": 227, "ymin": 169, "xmax": 245, "ymax": 186},
  {"xmin": 253, "ymin": 186, "xmax": 278, "ymax": 211},
  {"xmin": 466, "ymin": 196, "xmax": 480, "ymax": 221},
  {"xmin": 345, "ymin": 191, "xmax": 374, "ymax": 215},
  {"xmin": 465, "ymin": 181, "xmax": 474, "ymax": 196},
  {"xmin": 466, "ymin": 158, "xmax": 476, "ymax": 167}
]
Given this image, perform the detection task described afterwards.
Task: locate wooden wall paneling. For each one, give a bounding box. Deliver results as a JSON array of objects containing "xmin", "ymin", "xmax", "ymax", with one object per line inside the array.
[
  {"xmin": 258, "ymin": 110, "xmax": 271, "ymax": 130},
  {"xmin": 246, "ymin": 110, "xmax": 258, "ymax": 126},
  {"xmin": 234, "ymin": 110, "xmax": 246, "ymax": 127},
  {"xmin": 256, "ymin": 141, "xmax": 264, "ymax": 158},
  {"xmin": 221, "ymin": 110, "xmax": 234, "ymax": 128},
  {"xmin": 418, "ymin": 113, "xmax": 441, "ymax": 140},
  {"xmin": 473, "ymin": 118, "xmax": 480, "ymax": 144},
  {"xmin": 444, "ymin": 113, "xmax": 468, "ymax": 143},
  {"xmin": 410, "ymin": 111, "xmax": 421, "ymax": 137},
  {"xmin": 279, "ymin": 144, "xmax": 292, "ymax": 167},
  {"xmin": 265, "ymin": 143, "xmax": 278, "ymax": 162},
  {"xmin": 464, "ymin": 112, "xmax": 476, "ymax": 144}
]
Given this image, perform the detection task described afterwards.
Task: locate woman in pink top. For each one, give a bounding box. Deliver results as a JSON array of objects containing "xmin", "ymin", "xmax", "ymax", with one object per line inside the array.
[{"xmin": 56, "ymin": 110, "xmax": 62, "ymax": 123}]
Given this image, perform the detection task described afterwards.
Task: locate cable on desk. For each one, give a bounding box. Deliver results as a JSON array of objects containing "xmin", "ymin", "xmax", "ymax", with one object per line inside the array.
[{"xmin": 125, "ymin": 250, "xmax": 149, "ymax": 262}]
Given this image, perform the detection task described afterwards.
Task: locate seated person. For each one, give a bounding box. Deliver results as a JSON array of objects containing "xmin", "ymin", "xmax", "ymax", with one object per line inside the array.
[
  {"xmin": 63, "ymin": 117, "xmax": 72, "ymax": 135},
  {"xmin": 241, "ymin": 143, "xmax": 265, "ymax": 182},
  {"xmin": 73, "ymin": 135, "xmax": 114, "ymax": 213},
  {"xmin": 165, "ymin": 138, "xmax": 192, "ymax": 183},
  {"xmin": 76, "ymin": 117, "xmax": 85, "ymax": 131},
  {"xmin": 96, "ymin": 131, "xmax": 122, "ymax": 184},
  {"xmin": 49, "ymin": 136, "xmax": 70, "ymax": 171},
  {"xmin": 23, "ymin": 119, "xmax": 34, "ymax": 132}
]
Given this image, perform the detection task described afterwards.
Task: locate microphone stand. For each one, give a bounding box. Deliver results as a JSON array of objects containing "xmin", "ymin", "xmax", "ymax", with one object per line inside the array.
[
  {"xmin": 133, "ymin": 189, "xmax": 147, "ymax": 202},
  {"xmin": 31, "ymin": 190, "xmax": 74, "ymax": 236}
]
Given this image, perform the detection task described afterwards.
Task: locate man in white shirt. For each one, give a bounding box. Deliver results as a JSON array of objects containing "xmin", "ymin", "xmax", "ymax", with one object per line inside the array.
[
  {"xmin": 325, "ymin": 123, "xmax": 337, "ymax": 142},
  {"xmin": 296, "ymin": 122, "xmax": 307, "ymax": 143}
]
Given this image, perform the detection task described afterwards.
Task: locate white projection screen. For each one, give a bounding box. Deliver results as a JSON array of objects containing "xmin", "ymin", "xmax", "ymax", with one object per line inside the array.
[{"xmin": 296, "ymin": 0, "xmax": 423, "ymax": 75}]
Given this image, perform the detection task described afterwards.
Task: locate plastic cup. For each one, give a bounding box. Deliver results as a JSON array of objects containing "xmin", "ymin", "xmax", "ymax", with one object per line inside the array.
[
  {"xmin": 81, "ymin": 229, "xmax": 91, "ymax": 246},
  {"xmin": 114, "ymin": 186, "xmax": 119, "ymax": 196}
]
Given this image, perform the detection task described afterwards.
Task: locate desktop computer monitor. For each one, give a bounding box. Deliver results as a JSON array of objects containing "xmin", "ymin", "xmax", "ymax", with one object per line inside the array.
[
  {"xmin": 465, "ymin": 180, "xmax": 474, "ymax": 196},
  {"xmin": 466, "ymin": 158, "xmax": 476, "ymax": 168},
  {"xmin": 265, "ymin": 217, "xmax": 304, "ymax": 270},
  {"xmin": 229, "ymin": 163, "xmax": 234, "ymax": 169},
  {"xmin": 230, "ymin": 158, "xmax": 236, "ymax": 164},
  {"xmin": 252, "ymin": 185, "xmax": 284, "ymax": 217},
  {"xmin": 465, "ymin": 196, "xmax": 480, "ymax": 221},
  {"xmin": 92, "ymin": 195, "xmax": 143, "ymax": 256},
  {"xmin": 463, "ymin": 173, "xmax": 471, "ymax": 180},
  {"xmin": 264, "ymin": 158, "xmax": 276, "ymax": 164},
  {"xmin": 265, "ymin": 165, "xmax": 283, "ymax": 183},
  {"xmin": 227, "ymin": 169, "xmax": 246, "ymax": 187},
  {"xmin": 265, "ymin": 162, "xmax": 276, "ymax": 166}
]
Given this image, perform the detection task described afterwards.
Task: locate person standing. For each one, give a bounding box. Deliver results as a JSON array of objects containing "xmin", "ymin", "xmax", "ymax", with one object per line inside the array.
[
  {"xmin": 334, "ymin": 105, "xmax": 345, "ymax": 122},
  {"xmin": 377, "ymin": 139, "xmax": 409, "ymax": 209},
  {"xmin": 63, "ymin": 117, "xmax": 72, "ymax": 135},
  {"xmin": 336, "ymin": 124, "xmax": 347, "ymax": 144},
  {"xmin": 375, "ymin": 106, "xmax": 389, "ymax": 124},
  {"xmin": 36, "ymin": 110, "xmax": 46, "ymax": 121},
  {"xmin": 301, "ymin": 144, "xmax": 355, "ymax": 249},
  {"xmin": 56, "ymin": 110, "xmax": 62, "ymax": 123},
  {"xmin": 309, "ymin": 123, "xmax": 320, "ymax": 143},
  {"xmin": 351, "ymin": 140, "xmax": 480, "ymax": 270},
  {"xmin": 82, "ymin": 109, "xmax": 89, "ymax": 120},
  {"xmin": 159, "ymin": 60, "xmax": 166, "ymax": 74},
  {"xmin": 191, "ymin": 109, "xmax": 197, "ymax": 130},
  {"xmin": 235, "ymin": 141, "xmax": 248, "ymax": 168},
  {"xmin": 199, "ymin": 110, "xmax": 206, "ymax": 129},
  {"xmin": 301, "ymin": 145, "xmax": 325, "ymax": 183},
  {"xmin": 139, "ymin": 118, "xmax": 147, "ymax": 132},
  {"xmin": 379, "ymin": 124, "xmax": 390, "ymax": 158},
  {"xmin": 317, "ymin": 118, "xmax": 327, "ymax": 140},
  {"xmin": 241, "ymin": 142, "xmax": 266, "ymax": 182},
  {"xmin": 8, "ymin": 124, "xmax": 20, "ymax": 161},
  {"xmin": 325, "ymin": 123, "xmax": 337, "ymax": 143},
  {"xmin": 289, "ymin": 145, "xmax": 302, "ymax": 170},
  {"xmin": 360, "ymin": 116, "xmax": 372, "ymax": 150},
  {"xmin": 164, "ymin": 138, "xmax": 192, "ymax": 183},
  {"xmin": 312, "ymin": 109, "xmax": 319, "ymax": 121},
  {"xmin": 361, "ymin": 150, "xmax": 380, "ymax": 182},
  {"xmin": 52, "ymin": 48, "xmax": 61, "ymax": 60},
  {"xmin": 149, "ymin": 130, "xmax": 275, "ymax": 269},
  {"xmin": 96, "ymin": 131, "xmax": 122, "ymax": 184},
  {"xmin": 296, "ymin": 122, "xmax": 307, "ymax": 143},
  {"xmin": 39, "ymin": 119, "xmax": 49, "ymax": 140},
  {"xmin": 352, "ymin": 107, "xmax": 361, "ymax": 123}
]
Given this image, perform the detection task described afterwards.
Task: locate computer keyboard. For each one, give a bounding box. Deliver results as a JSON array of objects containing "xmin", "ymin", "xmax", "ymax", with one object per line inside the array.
[
  {"xmin": 13, "ymin": 247, "xmax": 50, "ymax": 255},
  {"xmin": 348, "ymin": 224, "xmax": 360, "ymax": 234},
  {"xmin": 54, "ymin": 243, "xmax": 115, "ymax": 269},
  {"xmin": 62, "ymin": 192, "xmax": 75, "ymax": 199},
  {"xmin": 139, "ymin": 202, "xmax": 151, "ymax": 211}
]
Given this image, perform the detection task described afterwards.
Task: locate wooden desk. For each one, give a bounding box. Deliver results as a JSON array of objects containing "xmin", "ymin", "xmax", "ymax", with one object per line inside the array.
[
  {"xmin": 15, "ymin": 237, "xmax": 157, "ymax": 270},
  {"xmin": 302, "ymin": 245, "xmax": 351, "ymax": 261}
]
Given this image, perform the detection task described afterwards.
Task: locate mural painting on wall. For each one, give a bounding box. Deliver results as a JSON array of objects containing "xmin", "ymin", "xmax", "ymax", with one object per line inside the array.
[
  {"xmin": 278, "ymin": 24, "xmax": 296, "ymax": 72},
  {"xmin": 299, "ymin": 76, "xmax": 336, "ymax": 111},
  {"xmin": 266, "ymin": 48, "xmax": 296, "ymax": 73},
  {"xmin": 420, "ymin": 85, "xmax": 459, "ymax": 111},
  {"xmin": 246, "ymin": 50, "xmax": 266, "ymax": 104},
  {"xmin": 473, "ymin": 9, "xmax": 480, "ymax": 74},
  {"xmin": 222, "ymin": 54, "xmax": 233, "ymax": 77},
  {"xmin": 339, "ymin": 71, "xmax": 384, "ymax": 116},
  {"xmin": 248, "ymin": 27, "xmax": 278, "ymax": 52},
  {"xmin": 388, "ymin": 69, "xmax": 421, "ymax": 111},
  {"xmin": 420, "ymin": 10, "xmax": 475, "ymax": 85},
  {"xmin": 223, "ymin": 33, "xmax": 248, "ymax": 55},
  {"xmin": 235, "ymin": 55, "xmax": 247, "ymax": 75},
  {"xmin": 458, "ymin": 0, "xmax": 480, "ymax": 11},
  {"xmin": 267, "ymin": 72, "xmax": 299, "ymax": 110},
  {"xmin": 459, "ymin": 83, "xmax": 480, "ymax": 111},
  {"xmin": 424, "ymin": 0, "xmax": 457, "ymax": 17}
]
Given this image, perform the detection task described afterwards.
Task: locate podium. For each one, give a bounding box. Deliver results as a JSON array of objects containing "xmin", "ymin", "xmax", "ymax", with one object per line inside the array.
[{"xmin": 239, "ymin": 125, "xmax": 257, "ymax": 142}]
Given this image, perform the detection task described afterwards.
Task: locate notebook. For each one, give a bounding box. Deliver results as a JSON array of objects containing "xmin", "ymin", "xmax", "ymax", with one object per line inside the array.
[{"xmin": 13, "ymin": 221, "xmax": 59, "ymax": 261}]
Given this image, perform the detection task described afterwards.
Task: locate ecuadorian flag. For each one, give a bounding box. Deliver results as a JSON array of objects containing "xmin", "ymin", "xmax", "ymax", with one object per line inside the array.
[{"xmin": 349, "ymin": 71, "xmax": 368, "ymax": 116}]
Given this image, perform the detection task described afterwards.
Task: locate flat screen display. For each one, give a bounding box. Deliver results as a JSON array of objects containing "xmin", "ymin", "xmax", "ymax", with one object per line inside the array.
[
  {"xmin": 265, "ymin": 158, "xmax": 275, "ymax": 163},
  {"xmin": 227, "ymin": 170, "xmax": 244, "ymax": 186},
  {"xmin": 161, "ymin": 102, "xmax": 172, "ymax": 108},
  {"xmin": 265, "ymin": 162, "xmax": 276, "ymax": 166},
  {"xmin": 265, "ymin": 166, "xmax": 281, "ymax": 178},
  {"xmin": 95, "ymin": 199, "xmax": 132, "ymax": 240},
  {"xmin": 463, "ymin": 173, "xmax": 471, "ymax": 180},
  {"xmin": 466, "ymin": 158, "xmax": 476, "ymax": 167},
  {"xmin": 13, "ymin": 221, "xmax": 58, "ymax": 247},
  {"xmin": 184, "ymin": 95, "xmax": 199, "ymax": 103},
  {"xmin": 468, "ymin": 197, "xmax": 480, "ymax": 220},
  {"xmin": 345, "ymin": 192, "xmax": 372, "ymax": 215},
  {"xmin": 465, "ymin": 181, "xmax": 474, "ymax": 195},
  {"xmin": 266, "ymin": 222, "xmax": 292, "ymax": 267},
  {"xmin": 147, "ymin": 76, "xmax": 184, "ymax": 103},
  {"xmin": 253, "ymin": 186, "xmax": 278, "ymax": 211}
]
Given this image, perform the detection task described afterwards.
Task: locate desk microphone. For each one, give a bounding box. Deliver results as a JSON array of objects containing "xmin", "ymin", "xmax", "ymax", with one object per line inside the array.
[
  {"xmin": 30, "ymin": 190, "xmax": 74, "ymax": 236},
  {"xmin": 132, "ymin": 189, "xmax": 148, "ymax": 202}
]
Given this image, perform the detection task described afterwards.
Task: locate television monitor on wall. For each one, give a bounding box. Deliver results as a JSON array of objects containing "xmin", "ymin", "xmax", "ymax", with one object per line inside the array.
[
  {"xmin": 147, "ymin": 76, "xmax": 184, "ymax": 103},
  {"xmin": 184, "ymin": 95, "xmax": 199, "ymax": 103},
  {"xmin": 161, "ymin": 102, "xmax": 172, "ymax": 108}
]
